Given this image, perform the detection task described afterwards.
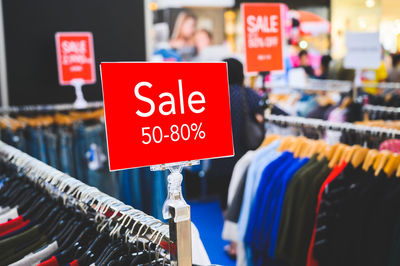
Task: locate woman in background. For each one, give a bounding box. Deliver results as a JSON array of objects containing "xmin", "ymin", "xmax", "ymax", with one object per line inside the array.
[{"xmin": 169, "ymin": 11, "xmax": 197, "ymax": 61}]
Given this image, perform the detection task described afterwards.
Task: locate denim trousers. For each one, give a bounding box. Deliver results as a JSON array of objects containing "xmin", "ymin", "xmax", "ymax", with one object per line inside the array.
[
  {"xmin": 43, "ymin": 127, "xmax": 59, "ymax": 169},
  {"xmin": 57, "ymin": 126, "xmax": 75, "ymax": 177},
  {"xmin": 1, "ymin": 128, "xmax": 26, "ymax": 152},
  {"xmin": 84, "ymin": 123, "xmax": 119, "ymax": 199},
  {"xmin": 25, "ymin": 126, "xmax": 47, "ymax": 164}
]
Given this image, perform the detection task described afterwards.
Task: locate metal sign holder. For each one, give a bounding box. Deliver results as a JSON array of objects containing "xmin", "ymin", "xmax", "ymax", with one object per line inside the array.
[{"xmin": 150, "ymin": 160, "xmax": 199, "ymax": 266}]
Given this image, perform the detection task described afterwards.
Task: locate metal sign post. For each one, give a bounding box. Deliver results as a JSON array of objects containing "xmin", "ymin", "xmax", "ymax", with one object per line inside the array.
[{"xmin": 151, "ymin": 160, "xmax": 199, "ymax": 266}]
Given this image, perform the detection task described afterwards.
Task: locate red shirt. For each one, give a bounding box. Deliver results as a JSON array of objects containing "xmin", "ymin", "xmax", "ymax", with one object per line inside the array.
[
  {"xmin": 306, "ymin": 161, "xmax": 347, "ymax": 266},
  {"xmin": 38, "ymin": 256, "xmax": 59, "ymax": 266},
  {"xmin": 69, "ymin": 259, "xmax": 79, "ymax": 266},
  {"xmin": 0, "ymin": 215, "xmax": 25, "ymax": 234},
  {"xmin": 0, "ymin": 219, "xmax": 30, "ymax": 237}
]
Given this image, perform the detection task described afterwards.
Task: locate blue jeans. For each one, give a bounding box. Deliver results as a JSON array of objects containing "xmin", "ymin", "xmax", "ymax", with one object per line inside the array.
[
  {"xmin": 25, "ymin": 126, "xmax": 47, "ymax": 163},
  {"xmin": 73, "ymin": 122, "xmax": 88, "ymax": 183},
  {"xmin": 57, "ymin": 126, "xmax": 75, "ymax": 176},
  {"xmin": 43, "ymin": 127, "xmax": 59, "ymax": 169},
  {"xmin": 84, "ymin": 123, "xmax": 119, "ymax": 198},
  {"xmin": 118, "ymin": 168, "xmax": 143, "ymax": 210},
  {"xmin": 1, "ymin": 128, "xmax": 26, "ymax": 152}
]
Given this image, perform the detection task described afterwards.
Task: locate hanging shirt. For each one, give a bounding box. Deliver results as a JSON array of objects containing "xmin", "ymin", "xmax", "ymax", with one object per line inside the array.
[
  {"xmin": 227, "ymin": 150, "xmax": 256, "ymax": 206},
  {"xmin": 245, "ymin": 152, "xmax": 294, "ymax": 247},
  {"xmin": 0, "ymin": 207, "xmax": 19, "ymax": 223},
  {"xmin": 237, "ymin": 140, "xmax": 282, "ymax": 241},
  {"xmin": 236, "ymin": 140, "xmax": 282, "ymax": 266},
  {"xmin": 307, "ymin": 161, "xmax": 347, "ymax": 266},
  {"xmin": 9, "ymin": 241, "xmax": 58, "ymax": 266}
]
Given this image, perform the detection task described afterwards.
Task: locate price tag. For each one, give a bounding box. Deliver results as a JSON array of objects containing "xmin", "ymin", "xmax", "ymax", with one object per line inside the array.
[
  {"xmin": 241, "ymin": 3, "xmax": 286, "ymax": 73},
  {"xmin": 100, "ymin": 62, "xmax": 234, "ymax": 170},
  {"xmin": 55, "ymin": 32, "xmax": 96, "ymax": 85}
]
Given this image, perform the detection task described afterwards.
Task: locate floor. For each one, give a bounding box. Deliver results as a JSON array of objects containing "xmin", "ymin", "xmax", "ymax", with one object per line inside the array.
[{"xmin": 190, "ymin": 200, "xmax": 236, "ymax": 266}]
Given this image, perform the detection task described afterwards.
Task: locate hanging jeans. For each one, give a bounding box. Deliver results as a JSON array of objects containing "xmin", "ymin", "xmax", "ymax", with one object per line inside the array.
[
  {"xmin": 73, "ymin": 122, "xmax": 88, "ymax": 183},
  {"xmin": 151, "ymin": 170, "xmax": 168, "ymax": 220},
  {"xmin": 25, "ymin": 126, "xmax": 47, "ymax": 164},
  {"xmin": 43, "ymin": 127, "xmax": 59, "ymax": 169},
  {"xmin": 118, "ymin": 168, "xmax": 143, "ymax": 210},
  {"xmin": 1, "ymin": 128, "xmax": 26, "ymax": 152},
  {"xmin": 84, "ymin": 123, "xmax": 119, "ymax": 199},
  {"xmin": 58, "ymin": 126, "xmax": 75, "ymax": 176}
]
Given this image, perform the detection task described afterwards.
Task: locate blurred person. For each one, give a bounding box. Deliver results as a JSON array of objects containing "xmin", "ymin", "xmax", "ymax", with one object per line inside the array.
[
  {"xmin": 317, "ymin": 55, "xmax": 332, "ymax": 79},
  {"xmin": 205, "ymin": 58, "xmax": 263, "ymax": 211},
  {"xmin": 195, "ymin": 29, "xmax": 212, "ymax": 54},
  {"xmin": 169, "ymin": 11, "xmax": 197, "ymax": 61},
  {"xmin": 387, "ymin": 53, "xmax": 400, "ymax": 82},
  {"xmin": 298, "ymin": 50, "xmax": 315, "ymax": 78}
]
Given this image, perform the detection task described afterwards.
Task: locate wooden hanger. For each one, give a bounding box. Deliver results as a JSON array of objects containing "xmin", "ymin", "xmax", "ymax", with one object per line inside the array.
[
  {"xmin": 298, "ymin": 139, "xmax": 314, "ymax": 158},
  {"xmin": 304, "ymin": 139, "xmax": 318, "ymax": 158},
  {"xmin": 318, "ymin": 143, "xmax": 336, "ymax": 161},
  {"xmin": 260, "ymin": 134, "xmax": 281, "ymax": 147},
  {"xmin": 350, "ymin": 147, "xmax": 369, "ymax": 168},
  {"xmin": 293, "ymin": 136, "xmax": 307, "ymax": 157},
  {"xmin": 395, "ymin": 157, "xmax": 400, "ymax": 177},
  {"xmin": 373, "ymin": 150, "xmax": 392, "ymax": 176},
  {"xmin": 329, "ymin": 143, "xmax": 347, "ymax": 168},
  {"xmin": 384, "ymin": 154, "xmax": 400, "ymax": 177},
  {"xmin": 278, "ymin": 136, "xmax": 296, "ymax": 152},
  {"xmin": 362, "ymin": 149, "xmax": 380, "ymax": 172}
]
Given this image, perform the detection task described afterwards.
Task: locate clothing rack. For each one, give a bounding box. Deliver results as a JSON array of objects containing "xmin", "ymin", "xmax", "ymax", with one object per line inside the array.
[
  {"xmin": 0, "ymin": 140, "xmax": 179, "ymax": 263},
  {"xmin": 363, "ymin": 104, "xmax": 400, "ymax": 115},
  {"xmin": 361, "ymin": 82, "xmax": 400, "ymax": 90},
  {"xmin": 265, "ymin": 114, "xmax": 400, "ymax": 138},
  {"xmin": 0, "ymin": 101, "xmax": 103, "ymax": 113},
  {"xmin": 264, "ymin": 79, "xmax": 352, "ymax": 93}
]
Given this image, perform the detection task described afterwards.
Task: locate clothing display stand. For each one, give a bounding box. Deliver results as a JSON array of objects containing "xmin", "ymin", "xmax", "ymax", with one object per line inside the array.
[
  {"xmin": 364, "ymin": 104, "xmax": 400, "ymax": 115},
  {"xmin": 0, "ymin": 101, "xmax": 103, "ymax": 114},
  {"xmin": 265, "ymin": 114, "xmax": 400, "ymax": 137},
  {"xmin": 151, "ymin": 161, "xmax": 199, "ymax": 266},
  {"xmin": 71, "ymin": 79, "xmax": 88, "ymax": 109},
  {"xmin": 264, "ymin": 79, "xmax": 352, "ymax": 94},
  {"xmin": 0, "ymin": 140, "xmax": 193, "ymax": 264},
  {"xmin": 361, "ymin": 82, "xmax": 400, "ymax": 90}
]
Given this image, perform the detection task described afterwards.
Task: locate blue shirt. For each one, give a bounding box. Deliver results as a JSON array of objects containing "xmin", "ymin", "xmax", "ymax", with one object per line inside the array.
[
  {"xmin": 237, "ymin": 140, "xmax": 281, "ymax": 241},
  {"xmin": 254, "ymin": 153, "xmax": 297, "ymax": 249},
  {"xmin": 266, "ymin": 157, "xmax": 309, "ymax": 256},
  {"xmin": 244, "ymin": 152, "xmax": 293, "ymax": 246}
]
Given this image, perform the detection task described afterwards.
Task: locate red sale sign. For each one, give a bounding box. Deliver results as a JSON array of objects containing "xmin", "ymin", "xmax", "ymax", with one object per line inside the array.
[
  {"xmin": 100, "ymin": 62, "xmax": 234, "ymax": 170},
  {"xmin": 55, "ymin": 32, "xmax": 96, "ymax": 85},
  {"xmin": 242, "ymin": 3, "xmax": 286, "ymax": 73}
]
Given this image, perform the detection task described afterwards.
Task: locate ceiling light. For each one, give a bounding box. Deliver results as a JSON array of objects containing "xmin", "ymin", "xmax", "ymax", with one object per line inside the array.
[{"xmin": 365, "ymin": 0, "xmax": 375, "ymax": 8}]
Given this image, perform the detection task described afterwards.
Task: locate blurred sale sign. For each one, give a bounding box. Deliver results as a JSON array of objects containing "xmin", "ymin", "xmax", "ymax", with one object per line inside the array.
[
  {"xmin": 241, "ymin": 3, "xmax": 286, "ymax": 72},
  {"xmin": 55, "ymin": 32, "xmax": 96, "ymax": 85},
  {"xmin": 100, "ymin": 62, "xmax": 234, "ymax": 170}
]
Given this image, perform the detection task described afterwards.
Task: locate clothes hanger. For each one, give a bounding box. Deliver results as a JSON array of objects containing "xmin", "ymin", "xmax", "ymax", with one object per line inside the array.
[
  {"xmin": 328, "ymin": 143, "xmax": 347, "ymax": 168},
  {"xmin": 350, "ymin": 147, "xmax": 369, "ymax": 168},
  {"xmin": 373, "ymin": 150, "xmax": 392, "ymax": 176},
  {"xmin": 318, "ymin": 143, "xmax": 339, "ymax": 161},
  {"xmin": 362, "ymin": 149, "xmax": 380, "ymax": 172},
  {"xmin": 384, "ymin": 154, "xmax": 400, "ymax": 177},
  {"xmin": 260, "ymin": 134, "xmax": 281, "ymax": 147},
  {"xmin": 293, "ymin": 137, "xmax": 307, "ymax": 158},
  {"xmin": 277, "ymin": 136, "xmax": 296, "ymax": 152},
  {"xmin": 339, "ymin": 145, "xmax": 359, "ymax": 166}
]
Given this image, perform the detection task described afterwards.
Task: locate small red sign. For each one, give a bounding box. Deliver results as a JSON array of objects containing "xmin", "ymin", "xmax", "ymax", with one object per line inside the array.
[
  {"xmin": 100, "ymin": 62, "xmax": 234, "ymax": 170},
  {"xmin": 242, "ymin": 3, "xmax": 286, "ymax": 73},
  {"xmin": 55, "ymin": 32, "xmax": 96, "ymax": 85}
]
